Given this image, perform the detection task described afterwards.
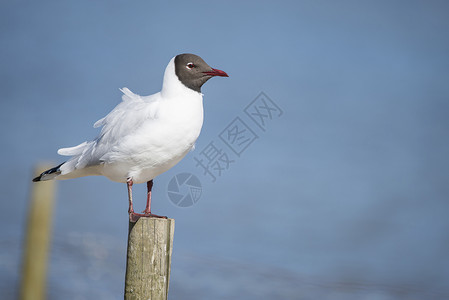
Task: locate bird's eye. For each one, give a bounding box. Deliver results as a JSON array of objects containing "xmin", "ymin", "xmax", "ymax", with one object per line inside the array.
[{"xmin": 186, "ymin": 63, "xmax": 195, "ymax": 69}]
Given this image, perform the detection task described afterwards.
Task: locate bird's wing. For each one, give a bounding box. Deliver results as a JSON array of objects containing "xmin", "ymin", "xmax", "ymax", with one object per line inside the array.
[
  {"xmin": 94, "ymin": 87, "xmax": 160, "ymax": 146},
  {"xmin": 57, "ymin": 88, "xmax": 160, "ymax": 173}
]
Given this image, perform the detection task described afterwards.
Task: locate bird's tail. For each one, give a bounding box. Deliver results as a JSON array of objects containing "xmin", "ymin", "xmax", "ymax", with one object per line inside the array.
[{"xmin": 32, "ymin": 162, "xmax": 65, "ymax": 182}]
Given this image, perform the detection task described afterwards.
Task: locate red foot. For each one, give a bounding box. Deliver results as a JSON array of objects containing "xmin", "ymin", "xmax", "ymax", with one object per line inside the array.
[{"xmin": 129, "ymin": 212, "xmax": 168, "ymax": 222}]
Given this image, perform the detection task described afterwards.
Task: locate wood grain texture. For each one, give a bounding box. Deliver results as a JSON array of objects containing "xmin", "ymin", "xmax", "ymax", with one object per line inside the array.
[{"xmin": 124, "ymin": 217, "xmax": 175, "ymax": 300}]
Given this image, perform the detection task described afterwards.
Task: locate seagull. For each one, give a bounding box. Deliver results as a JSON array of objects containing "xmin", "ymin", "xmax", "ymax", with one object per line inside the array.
[{"xmin": 33, "ymin": 53, "xmax": 228, "ymax": 221}]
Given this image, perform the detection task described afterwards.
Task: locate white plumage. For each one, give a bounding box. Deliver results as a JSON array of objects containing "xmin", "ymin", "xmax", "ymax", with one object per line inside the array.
[
  {"xmin": 49, "ymin": 56, "xmax": 204, "ymax": 184},
  {"xmin": 34, "ymin": 53, "xmax": 228, "ymax": 219}
]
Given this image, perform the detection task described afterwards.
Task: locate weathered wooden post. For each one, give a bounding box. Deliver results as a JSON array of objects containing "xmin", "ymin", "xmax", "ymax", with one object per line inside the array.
[
  {"xmin": 124, "ymin": 217, "xmax": 175, "ymax": 300},
  {"xmin": 20, "ymin": 165, "xmax": 56, "ymax": 300}
]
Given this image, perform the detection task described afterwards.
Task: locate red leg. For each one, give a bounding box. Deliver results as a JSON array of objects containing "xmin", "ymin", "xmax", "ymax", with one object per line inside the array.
[
  {"xmin": 142, "ymin": 180, "xmax": 167, "ymax": 219},
  {"xmin": 143, "ymin": 180, "xmax": 153, "ymax": 214},
  {"xmin": 127, "ymin": 179, "xmax": 167, "ymax": 222},
  {"xmin": 127, "ymin": 178, "xmax": 134, "ymax": 214},
  {"xmin": 128, "ymin": 178, "xmax": 143, "ymax": 222}
]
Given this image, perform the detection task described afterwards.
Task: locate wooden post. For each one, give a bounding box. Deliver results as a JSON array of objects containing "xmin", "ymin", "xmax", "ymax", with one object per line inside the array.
[
  {"xmin": 124, "ymin": 217, "xmax": 175, "ymax": 300},
  {"xmin": 20, "ymin": 165, "xmax": 56, "ymax": 300}
]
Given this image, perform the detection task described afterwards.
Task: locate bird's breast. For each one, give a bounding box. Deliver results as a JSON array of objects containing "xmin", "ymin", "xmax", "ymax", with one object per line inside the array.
[
  {"xmin": 128, "ymin": 96, "xmax": 203, "ymax": 164},
  {"xmin": 100, "ymin": 94, "xmax": 204, "ymax": 183}
]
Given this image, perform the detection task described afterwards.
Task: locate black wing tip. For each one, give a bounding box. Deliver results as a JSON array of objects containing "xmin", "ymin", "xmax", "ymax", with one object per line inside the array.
[{"xmin": 32, "ymin": 162, "xmax": 65, "ymax": 183}]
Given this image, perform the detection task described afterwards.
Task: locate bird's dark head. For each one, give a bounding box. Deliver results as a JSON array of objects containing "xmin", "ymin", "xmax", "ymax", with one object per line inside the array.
[{"xmin": 174, "ymin": 53, "xmax": 228, "ymax": 93}]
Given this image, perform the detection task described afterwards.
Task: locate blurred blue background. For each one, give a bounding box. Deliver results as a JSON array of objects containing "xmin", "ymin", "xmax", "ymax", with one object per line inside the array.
[{"xmin": 1, "ymin": 1, "xmax": 449, "ymax": 299}]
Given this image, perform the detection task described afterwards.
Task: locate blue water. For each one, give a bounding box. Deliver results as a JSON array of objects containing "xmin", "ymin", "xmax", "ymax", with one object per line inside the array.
[{"xmin": 1, "ymin": 1, "xmax": 449, "ymax": 299}]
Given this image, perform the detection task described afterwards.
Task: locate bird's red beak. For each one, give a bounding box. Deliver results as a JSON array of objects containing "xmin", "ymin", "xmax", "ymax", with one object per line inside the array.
[{"xmin": 203, "ymin": 68, "xmax": 229, "ymax": 77}]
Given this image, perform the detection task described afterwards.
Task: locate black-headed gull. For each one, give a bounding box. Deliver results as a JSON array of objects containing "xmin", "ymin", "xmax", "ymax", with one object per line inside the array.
[{"xmin": 33, "ymin": 53, "xmax": 228, "ymax": 221}]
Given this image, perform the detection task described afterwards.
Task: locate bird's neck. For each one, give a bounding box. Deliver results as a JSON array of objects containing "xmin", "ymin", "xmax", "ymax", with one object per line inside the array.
[{"xmin": 161, "ymin": 57, "xmax": 202, "ymax": 99}]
